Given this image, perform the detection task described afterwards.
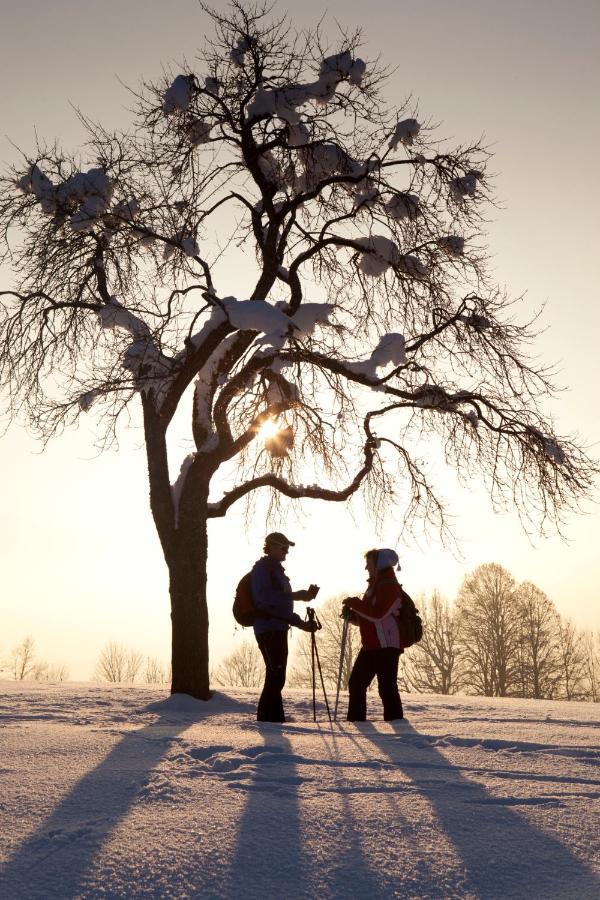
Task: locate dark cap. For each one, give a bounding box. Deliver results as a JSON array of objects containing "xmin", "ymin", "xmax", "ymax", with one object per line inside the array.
[{"xmin": 265, "ymin": 531, "xmax": 295, "ymax": 547}]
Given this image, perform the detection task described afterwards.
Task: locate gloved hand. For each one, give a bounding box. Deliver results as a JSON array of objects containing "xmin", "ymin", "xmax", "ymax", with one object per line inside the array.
[
  {"xmin": 291, "ymin": 613, "xmax": 318, "ymax": 633},
  {"xmin": 297, "ymin": 619, "xmax": 319, "ymax": 634}
]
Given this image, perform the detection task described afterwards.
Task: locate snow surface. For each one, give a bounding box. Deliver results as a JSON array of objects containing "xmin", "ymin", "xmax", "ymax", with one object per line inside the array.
[{"xmin": 1, "ymin": 682, "xmax": 598, "ymax": 899}]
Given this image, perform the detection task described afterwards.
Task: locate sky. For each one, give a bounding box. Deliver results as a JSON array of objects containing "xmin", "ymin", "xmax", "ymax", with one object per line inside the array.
[{"xmin": 0, "ymin": 0, "xmax": 599, "ymax": 680}]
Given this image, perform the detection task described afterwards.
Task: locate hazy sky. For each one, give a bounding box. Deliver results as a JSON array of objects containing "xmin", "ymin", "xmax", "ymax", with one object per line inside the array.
[{"xmin": 1, "ymin": 0, "xmax": 599, "ymax": 680}]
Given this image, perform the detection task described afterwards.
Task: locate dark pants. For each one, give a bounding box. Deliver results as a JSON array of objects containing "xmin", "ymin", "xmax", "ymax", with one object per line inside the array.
[
  {"xmin": 347, "ymin": 648, "xmax": 403, "ymax": 721},
  {"xmin": 256, "ymin": 630, "xmax": 289, "ymax": 722}
]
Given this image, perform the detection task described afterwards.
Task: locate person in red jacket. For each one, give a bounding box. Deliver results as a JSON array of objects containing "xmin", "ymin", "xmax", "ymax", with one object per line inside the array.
[{"xmin": 343, "ymin": 548, "xmax": 404, "ymax": 721}]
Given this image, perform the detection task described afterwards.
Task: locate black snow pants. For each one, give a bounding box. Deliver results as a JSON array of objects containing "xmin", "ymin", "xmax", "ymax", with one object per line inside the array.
[
  {"xmin": 256, "ymin": 629, "xmax": 289, "ymax": 722},
  {"xmin": 347, "ymin": 647, "xmax": 403, "ymax": 721}
]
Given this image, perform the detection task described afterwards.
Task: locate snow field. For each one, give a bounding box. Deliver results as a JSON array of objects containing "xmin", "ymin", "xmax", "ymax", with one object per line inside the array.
[{"xmin": 0, "ymin": 683, "xmax": 599, "ymax": 899}]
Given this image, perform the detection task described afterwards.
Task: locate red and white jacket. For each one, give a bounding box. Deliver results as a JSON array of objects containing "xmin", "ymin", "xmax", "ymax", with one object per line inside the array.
[{"xmin": 347, "ymin": 568, "xmax": 404, "ymax": 651}]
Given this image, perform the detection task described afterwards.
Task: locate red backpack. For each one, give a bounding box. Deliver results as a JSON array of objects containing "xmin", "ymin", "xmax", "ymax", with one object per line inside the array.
[
  {"xmin": 233, "ymin": 572, "xmax": 258, "ymax": 627},
  {"xmin": 233, "ymin": 561, "xmax": 290, "ymax": 628}
]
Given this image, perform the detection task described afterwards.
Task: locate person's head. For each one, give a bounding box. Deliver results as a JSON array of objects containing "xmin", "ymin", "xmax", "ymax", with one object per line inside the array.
[
  {"xmin": 364, "ymin": 548, "xmax": 400, "ymax": 578},
  {"xmin": 264, "ymin": 531, "xmax": 295, "ymax": 562}
]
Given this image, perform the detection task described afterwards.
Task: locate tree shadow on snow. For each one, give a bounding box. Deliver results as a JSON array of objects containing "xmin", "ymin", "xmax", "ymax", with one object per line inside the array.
[
  {"xmin": 359, "ymin": 720, "xmax": 600, "ymax": 900},
  {"xmin": 0, "ymin": 693, "xmax": 254, "ymax": 900}
]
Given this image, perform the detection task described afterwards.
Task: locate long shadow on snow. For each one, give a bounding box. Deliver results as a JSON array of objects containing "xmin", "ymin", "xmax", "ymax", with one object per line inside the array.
[
  {"xmin": 226, "ymin": 720, "xmax": 386, "ymax": 900},
  {"xmin": 359, "ymin": 720, "xmax": 600, "ymax": 900},
  {"xmin": 0, "ymin": 692, "xmax": 255, "ymax": 900}
]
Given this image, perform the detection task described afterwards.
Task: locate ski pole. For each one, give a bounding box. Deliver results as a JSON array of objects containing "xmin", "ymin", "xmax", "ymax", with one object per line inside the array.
[
  {"xmin": 306, "ymin": 607, "xmax": 331, "ymax": 723},
  {"xmin": 310, "ymin": 612, "xmax": 317, "ymax": 721},
  {"xmin": 334, "ymin": 608, "xmax": 350, "ymax": 721}
]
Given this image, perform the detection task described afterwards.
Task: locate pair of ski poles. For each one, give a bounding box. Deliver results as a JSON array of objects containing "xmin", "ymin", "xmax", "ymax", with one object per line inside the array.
[{"xmin": 305, "ymin": 605, "xmax": 351, "ymax": 723}]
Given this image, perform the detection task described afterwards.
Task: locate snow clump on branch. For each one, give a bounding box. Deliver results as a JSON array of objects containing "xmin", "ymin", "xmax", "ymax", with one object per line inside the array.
[
  {"xmin": 246, "ymin": 49, "xmax": 366, "ymax": 142},
  {"xmin": 389, "ymin": 119, "xmax": 421, "ymax": 150},
  {"xmin": 356, "ymin": 236, "xmax": 428, "ymax": 280},
  {"xmin": 385, "ymin": 192, "xmax": 420, "ymax": 220},
  {"xmin": 458, "ymin": 311, "xmax": 491, "ymax": 330},
  {"xmin": 437, "ymin": 235, "xmax": 465, "ymax": 258},
  {"xmin": 163, "ymin": 74, "xmax": 195, "ymax": 114},
  {"xmin": 171, "ymin": 454, "xmax": 196, "ymax": 527},
  {"xmin": 450, "ymin": 170, "xmax": 482, "ymax": 202},
  {"xmin": 187, "ymin": 119, "xmax": 212, "ymax": 146},
  {"xmin": 288, "ymin": 302, "xmax": 335, "ymax": 338},
  {"xmin": 19, "ymin": 164, "xmax": 115, "ymax": 232},
  {"xmin": 528, "ymin": 427, "xmax": 567, "ymax": 466},
  {"xmin": 230, "ymin": 35, "xmax": 256, "ymax": 67},
  {"xmin": 347, "ymin": 333, "xmax": 407, "ymax": 379},
  {"xmin": 17, "ymin": 164, "xmax": 57, "ymax": 214},
  {"xmin": 356, "ymin": 234, "xmax": 399, "ymax": 276}
]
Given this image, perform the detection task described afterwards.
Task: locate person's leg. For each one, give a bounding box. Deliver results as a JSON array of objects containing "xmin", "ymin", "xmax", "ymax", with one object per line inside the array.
[
  {"xmin": 376, "ymin": 649, "xmax": 403, "ymax": 720},
  {"xmin": 256, "ymin": 630, "xmax": 288, "ymax": 722},
  {"xmin": 347, "ymin": 649, "xmax": 377, "ymax": 721}
]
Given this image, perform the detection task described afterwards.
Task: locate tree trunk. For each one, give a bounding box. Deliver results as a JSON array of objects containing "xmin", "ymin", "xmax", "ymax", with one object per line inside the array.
[{"xmin": 168, "ymin": 515, "xmax": 211, "ymax": 700}]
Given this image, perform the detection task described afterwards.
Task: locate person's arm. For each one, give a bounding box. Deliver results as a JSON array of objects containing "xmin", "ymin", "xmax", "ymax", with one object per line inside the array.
[
  {"xmin": 345, "ymin": 582, "xmax": 402, "ymax": 623},
  {"xmin": 290, "ymin": 584, "xmax": 320, "ymax": 602}
]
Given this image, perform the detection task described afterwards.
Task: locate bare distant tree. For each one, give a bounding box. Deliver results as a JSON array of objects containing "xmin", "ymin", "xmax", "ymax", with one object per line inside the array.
[
  {"xmin": 582, "ymin": 632, "xmax": 600, "ymax": 702},
  {"xmin": 213, "ymin": 639, "xmax": 263, "ymax": 688},
  {"xmin": 144, "ymin": 656, "xmax": 167, "ymax": 684},
  {"xmin": 124, "ymin": 649, "xmax": 144, "ymax": 683},
  {"xmin": 514, "ymin": 582, "xmax": 561, "ymax": 699},
  {"xmin": 555, "ymin": 619, "xmax": 587, "ymax": 701},
  {"xmin": 1, "ymin": 3, "xmax": 596, "ymax": 699},
  {"xmin": 289, "ymin": 595, "xmax": 361, "ymax": 690},
  {"xmin": 404, "ymin": 591, "xmax": 462, "ymax": 695},
  {"xmin": 455, "ymin": 564, "xmax": 522, "ymax": 697},
  {"xmin": 94, "ymin": 641, "xmax": 128, "ymax": 683},
  {"xmin": 10, "ymin": 636, "xmax": 37, "ymax": 681},
  {"xmin": 32, "ymin": 662, "xmax": 70, "ymax": 682}
]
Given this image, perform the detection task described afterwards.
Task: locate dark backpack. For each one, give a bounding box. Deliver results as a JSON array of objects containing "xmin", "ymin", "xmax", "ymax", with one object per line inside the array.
[
  {"xmin": 233, "ymin": 563, "xmax": 290, "ymax": 628},
  {"xmin": 396, "ymin": 588, "xmax": 423, "ymax": 649},
  {"xmin": 233, "ymin": 572, "xmax": 258, "ymax": 627}
]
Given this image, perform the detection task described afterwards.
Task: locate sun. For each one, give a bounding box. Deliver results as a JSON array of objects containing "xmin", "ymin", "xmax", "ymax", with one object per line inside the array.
[{"xmin": 259, "ymin": 418, "xmax": 281, "ymax": 442}]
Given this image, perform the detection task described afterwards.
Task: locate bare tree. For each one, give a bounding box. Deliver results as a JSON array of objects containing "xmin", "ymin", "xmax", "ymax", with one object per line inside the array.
[
  {"xmin": 143, "ymin": 656, "xmax": 167, "ymax": 683},
  {"xmin": 32, "ymin": 662, "xmax": 70, "ymax": 682},
  {"xmin": 10, "ymin": 636, "xmax": 37, "ymax": 681},
  {"xmin": 124, "ymin": 649, "xmax": 144, "ymax": 683},
  {"xmin": 404, "ymin": 591, "xmax": 462, "ymax": 695},
  {"xmin": 556, "ymin": 618, "xmax": 587, "ymax": 701},
  {"xmin": 213, "ymin": 639, "xmax": 263, "ymax": 688},
  {"xmin": 582, "ymin": 631, "xmax": 600, "ymax": 702},
  {"xmin": 1, "ymin": 3, "xmax": 595, "ymax": 699},
  {"xmin": 94, "ymin": 641, "xmax": 128, "ymax": 683},
  {"xmin": 455, "ymin": 563, "xmax": 522, "ymax": 697},
  {"xmin": 514, "ymin": 582, "xmax": 561, "ymax": 699},
  {"xmin": 289, "ymin": 594, "xmax": 362, "ymax": 690}
]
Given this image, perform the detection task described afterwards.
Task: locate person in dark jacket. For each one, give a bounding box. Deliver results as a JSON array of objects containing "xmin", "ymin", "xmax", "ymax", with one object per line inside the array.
[
  {"xmin": 343, "ymin": 548, "xmax": 404, "ymax": 722},
  {"xmin": 251, "ymin": 532, "xmax": 319, "ymax": 722}
]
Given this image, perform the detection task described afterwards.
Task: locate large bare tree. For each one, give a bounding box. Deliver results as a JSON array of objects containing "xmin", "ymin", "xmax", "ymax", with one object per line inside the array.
[
  {"xmin": 455, "ymin": 563, "xmax": 522, "ymax": 697},
  {"xmin": 403, "ymin": 591, "xmax": 462, "ymax": 695},
  {"xmin": 0, "ymin": 3, "xmax": 595, "ymax": 698},
  {"xmin": 514, "ymin": 582, "xmax": 562, "ymax": 700}
]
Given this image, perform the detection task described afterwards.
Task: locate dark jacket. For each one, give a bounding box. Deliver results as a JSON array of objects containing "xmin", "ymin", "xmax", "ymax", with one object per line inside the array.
[{"xmin": 251, "ymin": 556, "xmax": 297, "ymax": 635}]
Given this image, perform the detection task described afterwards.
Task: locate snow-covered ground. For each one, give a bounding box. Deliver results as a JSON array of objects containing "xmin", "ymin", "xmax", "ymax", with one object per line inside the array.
[{"xmin": 0, "ymin": 682, "xmax": 598, "ymax": 899}]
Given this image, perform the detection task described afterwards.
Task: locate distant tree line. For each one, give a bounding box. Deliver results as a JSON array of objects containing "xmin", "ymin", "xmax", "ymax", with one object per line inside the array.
[
  {"xmin": 1, "ymin": 636, "xmax": 69, "ymax": 682},
  {"xmin": 7, "ymin": 563, "xmax": 597, "ymax": 702},
  {"xmin": 93, "ymin": 642, "xmax": 170, "ymax": 685},
  {"xmin": 403, "ymin": 563, "xmax": 599, "ymax": 701}
]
